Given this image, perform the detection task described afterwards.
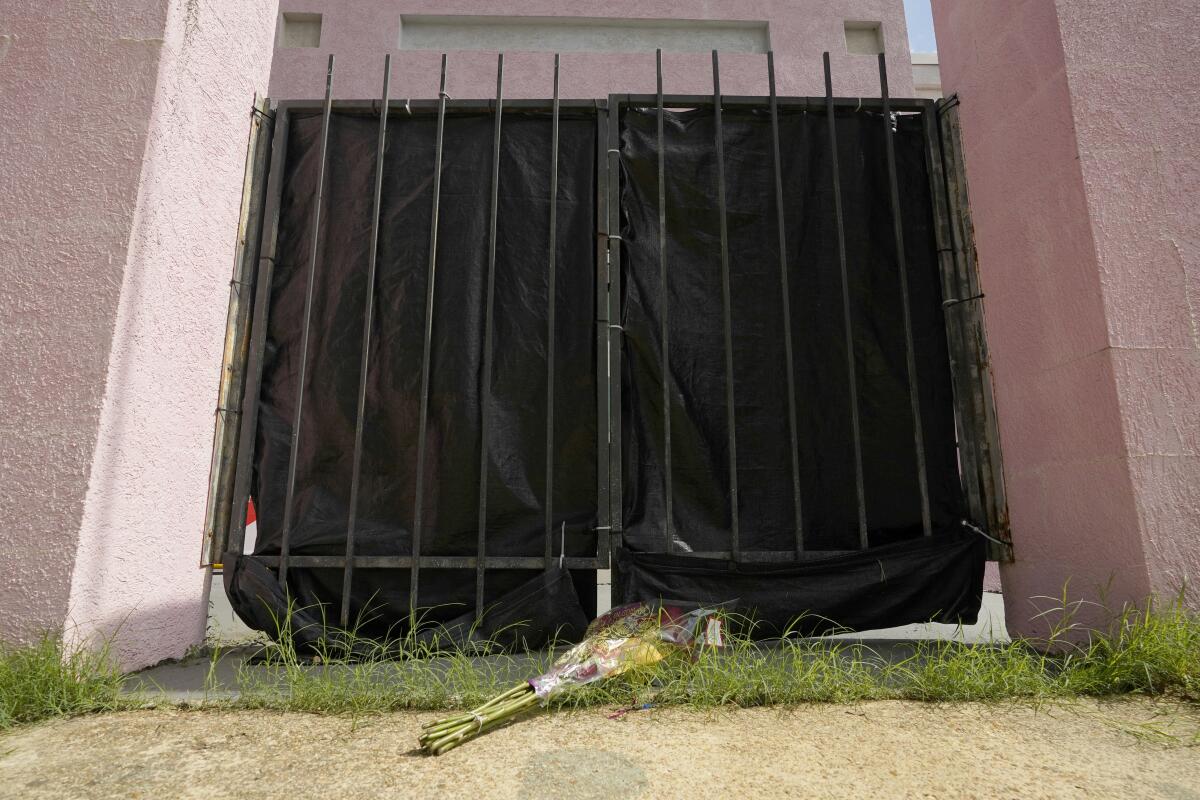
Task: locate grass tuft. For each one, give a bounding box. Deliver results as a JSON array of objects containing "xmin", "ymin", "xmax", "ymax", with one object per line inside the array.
[
  {"xmin": 0, "ymin": 636, "xmax": 128, "ymax": 730},
  {"xmin": 0, "ymin": 594, "xmax": 1194, "ymax": 732},
  {"xmin": 1063, "ymin": 600, "xmax": 1199, "ymax": 698}
]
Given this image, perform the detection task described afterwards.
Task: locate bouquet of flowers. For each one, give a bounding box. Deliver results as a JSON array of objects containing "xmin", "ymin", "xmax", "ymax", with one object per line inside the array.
[{"xmin": 418, "ymin": 601, "xmax": 725, "ymax": 755}]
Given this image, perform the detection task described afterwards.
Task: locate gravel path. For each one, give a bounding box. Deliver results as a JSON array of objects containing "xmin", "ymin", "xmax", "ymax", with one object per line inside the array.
[{"xmin": 2, "ymin": 700, "xmax": 1198, "ymax": 799}]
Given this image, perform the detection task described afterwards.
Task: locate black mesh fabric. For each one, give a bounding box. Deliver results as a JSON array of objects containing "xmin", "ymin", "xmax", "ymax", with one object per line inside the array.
[
  {"xmin": 614, "ymin": 106, "xmax": 982, "ymax": 628},
  {"xmin": 237, "ymin": 110, "xmax": 599, "ymax": 640}
]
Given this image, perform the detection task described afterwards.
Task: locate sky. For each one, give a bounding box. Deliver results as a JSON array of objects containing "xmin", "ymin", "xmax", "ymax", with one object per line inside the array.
[{"xmin": 903, "ymin": 0, "xmax": 938, "ymax": 53}]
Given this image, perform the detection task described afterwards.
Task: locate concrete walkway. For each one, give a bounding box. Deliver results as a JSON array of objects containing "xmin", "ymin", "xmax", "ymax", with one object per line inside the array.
[{"xmin": 2, "ymin": 699, "xmax": 1198, "ymax": 799}]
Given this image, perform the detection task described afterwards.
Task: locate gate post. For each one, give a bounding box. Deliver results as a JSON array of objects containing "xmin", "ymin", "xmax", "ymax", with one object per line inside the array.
[{"xmin": 931, "ymin": 0, "xmax": 1200, "ymax": 635}]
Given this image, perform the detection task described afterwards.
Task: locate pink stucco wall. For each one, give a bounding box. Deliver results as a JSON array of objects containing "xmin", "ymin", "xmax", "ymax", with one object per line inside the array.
[
  {"xmin": 932, "ymin": 0, "xmax": 1199, "ymax": 634},
  {"xmin": 1053, "ymin": 2, "xmax": 1200, "ymax": 604},
  {"xmin": 0, "ymin": 0, "xmax": 916, "ymax": 671},
  {"xmin": 1, "ymin": 1, "xmax": 171, "ymax": 647},
  {"xmin": 1, "ymin": 0, "xmax": 278, "ymax": 669},
  {"xmin": 269, "ymin": 1, "xmax": 915, "ymax": 100}
]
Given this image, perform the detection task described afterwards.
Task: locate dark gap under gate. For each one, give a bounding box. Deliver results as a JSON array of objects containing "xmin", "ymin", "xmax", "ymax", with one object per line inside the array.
[{"xmin": 209, "ymin": 51, "xmax": 1010, "ymax": 650}]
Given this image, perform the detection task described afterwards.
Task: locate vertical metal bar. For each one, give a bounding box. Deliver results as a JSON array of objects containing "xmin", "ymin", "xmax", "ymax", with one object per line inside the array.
[
  {"xmin": 412, "ymin": 54, "xmax": 450, "ymax": 613},
  {"xmin": 711, "ymin": 51, "xmax": 741, "ymax": 561},
  {"xmin": 594, "ymin": 102, "xmax": 612, "ymax": 573},
  {"xmin": 340, "ymin": 55, "xmax": 391, "ymax": 628},
  {"xmin": 767, "ymin": 51, "xmax": 805, "ymax": 555},
  {"xmin": 544, "ymin": 54, "xmax": 560, "ymax": 569},
  {"xmin": 605, "ymin": 95, "xmax": 624, "ymax": 598},
  {"xmin": 279, "ymin": 55, "xmax": 335, "ymax": 586},
  {"xmin": 477, "ymin": 53, "xmax": 504, "ymax": 616},
  {"xmin": 878, "ymin": 54, "xmax": 933, "ymax": 538},
  {"xmin": 823, "ymin": 52, "xmax": 869, "ymax": 549},
  {"xmin": 655, "ymin": 49, "xmax": 674, "ymax": 553}
]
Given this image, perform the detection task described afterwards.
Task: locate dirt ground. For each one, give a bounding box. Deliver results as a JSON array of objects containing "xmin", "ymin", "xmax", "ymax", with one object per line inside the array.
[{"xmin": 2, "ymin": 700, "xmax": 1198, "ymax": 799}]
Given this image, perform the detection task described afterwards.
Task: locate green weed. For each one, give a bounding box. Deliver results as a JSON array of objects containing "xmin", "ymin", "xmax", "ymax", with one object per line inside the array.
[
  {"xmin": 223, "ymin": 595, "xmax": 1199, "ymax": 714},
  {"xmin": 0, "ymin": 636, "xmax": 128, "ymax": 730},
  {"xmin": 1, "ymin": 593, "xmax": 1194, "ymax": 732}
]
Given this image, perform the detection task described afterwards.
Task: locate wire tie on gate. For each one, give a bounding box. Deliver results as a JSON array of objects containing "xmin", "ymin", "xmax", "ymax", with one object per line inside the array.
[
  {"xmin": 404, "ymin": 98, "xmax": 412, "ymax": 115},
  {"xmin": 593, "ymin": 525, "xmax": 612, "ymax": 531},
  {"xmin": 962, "ymin": 519, "xmax": 1007, "ymax": 547},
  {"xmin": 439, "ymin": 90, "xmax": 452, "ymax": 100},
  {"xmin": 606, "ymin": 234, "xmax": 623, "ymax": 242},
  {"xmin": 609, "ymin": 324, "xmax": 625, "ymax": 332},
  {"xmin": 559, "ymin": 522, "xmax": 566, "ymax": 569},
  {"xmin": 937, "ymin": 96, "xmax": 961, "ymax": 116},
  {"xmin": 942, "ymin": 292, "xmax": 985, "ymax": 309},
  {"xmin": 606, "ymin": 148, "xmax": 621, "ymax": 155},
  {"xmin": 855, "ymin": 98, "xmax": 862, "ymax": 112}
]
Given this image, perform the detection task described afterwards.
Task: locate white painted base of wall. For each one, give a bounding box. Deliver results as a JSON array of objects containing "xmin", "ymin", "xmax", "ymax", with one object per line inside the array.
[{"xmin": 205, "ymin": 577, "xmax": 264, "ymax": 645}]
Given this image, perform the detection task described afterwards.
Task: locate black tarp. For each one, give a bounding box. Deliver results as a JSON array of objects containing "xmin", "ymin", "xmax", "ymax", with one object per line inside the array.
[
  {"xmin": 414, "ymin": 565, "xmax": 589, "ymax": 651},
  {"xmin": 616, "ymin": 106, "xmax": 982, "ymax": 626},
  {"xmin": 223, "ymin": 555, "xmax": 588, "ymax": 654},
  {"xmin": 229, "ymin": 102, "xmax": 984, "ymax": 645},
  {"xmin": 619, "ymin": 534, "xmax": 985, "ymax": 636},
  {"xmin": 235, "ymin": 109, "xmax": 599, "ymax": 640}
]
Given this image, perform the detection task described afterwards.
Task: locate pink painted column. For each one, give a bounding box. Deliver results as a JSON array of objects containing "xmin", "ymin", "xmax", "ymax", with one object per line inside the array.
[
  {"xmin": 1, "ymin": 1, "xmax": 166, "ymax": 653},
  {"xmin": 931, "ymin": 0, "xmax": 1199, "ymax": 635},
  {"xmin": 0, "ymin": 0, "xmax": 278, "ymax": 669}
]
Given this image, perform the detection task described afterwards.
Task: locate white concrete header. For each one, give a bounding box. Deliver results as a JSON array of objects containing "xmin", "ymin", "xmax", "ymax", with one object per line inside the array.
[{"xmin": 397, "ymin": 15, "xmax": 771, "ymax": 54}]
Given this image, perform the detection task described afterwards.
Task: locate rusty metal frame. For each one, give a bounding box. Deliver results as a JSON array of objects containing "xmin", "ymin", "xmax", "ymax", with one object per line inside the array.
[
  {"xmin": 200, "ymin": 95, "xmax": 274, "ymax": 568},
  {"xmin": 929, "ymin": 95, "xmax": 1013, "ymax": 561}
]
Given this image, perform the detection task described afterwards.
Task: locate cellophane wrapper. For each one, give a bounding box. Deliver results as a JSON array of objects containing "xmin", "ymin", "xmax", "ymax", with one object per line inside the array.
[{"xmin": 527, "ymin": 602, "xmax": 725, "ymax": 700}]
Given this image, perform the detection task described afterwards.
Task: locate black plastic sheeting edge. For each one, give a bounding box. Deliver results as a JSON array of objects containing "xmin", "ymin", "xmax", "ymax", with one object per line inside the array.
[
  {"xmin": 222, "ymin": 551, "xmax": 371, "ymax": 657},
  {"xmin": 617, "ymin": 531, "xmax": 985, "ymax": 637},
  {"xmin": 223, "ymin": 551, "xmax": 589, "ymax": 654},
  {"xmin": 413, "ymin": 565, "xmax": 589, "ymax": 651}
]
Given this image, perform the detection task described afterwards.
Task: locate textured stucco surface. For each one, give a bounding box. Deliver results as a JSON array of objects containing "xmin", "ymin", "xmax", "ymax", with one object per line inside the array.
[
  {"xmin": 269, "ymin": 1, "xmax": 915, "ymax": 100},
  {"xmin": 63, "ymin": 0, "xmax": 278, "ymax": 669},
  {"xmin": 932, "ymin": 0, "xmax": 1199, "ymax": 634},
  {"xmin": 1053, "ymin": 2, "xmax": 1200, "ymax": 602},
  {"xmin": 1, "ymin": 0, "xmax": 277, "ymax": 669},
  {"xmin": 0, "ymin": 1, "xmax": 171, "ymax": 646}
]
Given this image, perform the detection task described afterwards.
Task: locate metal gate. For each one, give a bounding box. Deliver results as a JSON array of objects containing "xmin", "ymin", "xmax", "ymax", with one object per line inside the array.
[{"xmin": 202, "ymin": 49, "xmax": 1010, "ymax": 634}]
